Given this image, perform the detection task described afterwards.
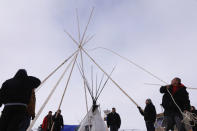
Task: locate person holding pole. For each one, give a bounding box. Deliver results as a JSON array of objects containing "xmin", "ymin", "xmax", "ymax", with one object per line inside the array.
[
  {"xmin": 138, "ymin": 99, "xmax": 156, "ymax": 131},
  {"xmin": 160, "ymin": 77, "xmax": 190, "ymax": 131}
]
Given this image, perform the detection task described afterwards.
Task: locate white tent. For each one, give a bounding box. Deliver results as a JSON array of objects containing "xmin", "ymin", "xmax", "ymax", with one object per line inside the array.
[
  {"xmin": 78, "ymin": 106, "xmax": 108, "ymax": 131},
  {"xmin": 77, "ymin": 58, "xmax": 112, "ymax": 131}
]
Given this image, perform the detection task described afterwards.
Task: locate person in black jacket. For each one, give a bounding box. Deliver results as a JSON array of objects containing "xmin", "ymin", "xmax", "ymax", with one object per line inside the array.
[
  {"xmin": 53, "ymin": 109, "xmax": 64, "ymax": 131},
  {"xmin": 160, "ymin": 77, "xmax": 190, "ymax": 131},
  {"xmin": 138, "ymin": 99, "xmax": 156, "ymax": 131},
  {"xmin": 107, "ymin": 108, "xmax": 121, "ymax": 131},
  {"xmin": 0, "ymin": 69, "xmax": 41, "ymax": 131}
]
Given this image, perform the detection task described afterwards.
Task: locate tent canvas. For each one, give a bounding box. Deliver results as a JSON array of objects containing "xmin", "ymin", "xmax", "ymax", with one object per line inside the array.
[{"xmin": 78, "ymin": 106, "xmax": 108, "ymax": 131}]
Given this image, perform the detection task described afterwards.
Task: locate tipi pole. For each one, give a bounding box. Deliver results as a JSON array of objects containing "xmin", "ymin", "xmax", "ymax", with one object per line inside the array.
[
  {"xmin": 35, "ymin": 50, "xmax": 78, "ymax": 92},
  {"xmin": 81, "ymin": 47, "xmax": 140, "ymax": 107},
  {"xmin": 51, "ymin": 52, "xmax": 79, "ymax": 131},
  {"xmin": 27, "ymin": 55, "xmax": 76, "ymax": 131}
]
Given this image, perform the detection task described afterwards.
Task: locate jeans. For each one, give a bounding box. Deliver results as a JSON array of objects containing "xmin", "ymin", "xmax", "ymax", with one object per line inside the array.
[
  {"xmin": 164, "ymin": 113, "xmax": 185, "ymax": 131},
  {"xmin": 146, "ymin": 121, "xmax": 155, "ymax": 131}
]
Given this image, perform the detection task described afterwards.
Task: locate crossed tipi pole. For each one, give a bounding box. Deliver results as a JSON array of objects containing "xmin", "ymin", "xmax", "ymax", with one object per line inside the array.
[{"xmin": 27, "ymin": 8, "xmax": 140, "ymax": 131}]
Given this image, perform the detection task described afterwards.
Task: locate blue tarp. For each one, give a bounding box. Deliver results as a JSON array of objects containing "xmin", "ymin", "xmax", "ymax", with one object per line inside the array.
[{"xmin": 61, "ymin": 125, "xmax": 79, "ymax": 131}]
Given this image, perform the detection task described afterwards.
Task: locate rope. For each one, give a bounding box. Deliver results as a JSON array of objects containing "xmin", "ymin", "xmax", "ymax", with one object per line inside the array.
[
  {"xmin": 81, "ymin": 47, "xmax": 140, "ymax": 107},
  {"xmin": 183, "ymin": 111, "xmax": 197, "ymax": 126},
  {"xmin": 50, "ymin": 52, "xmax": 79, "ymax": 131},
  {"xmin": 89, "ymin": 46, "xmax": 197, "ymax": 127},
  {"xmin": 89, "ymin": 47, "xmax": 167, "ymax": 84},
  {"xmin": 27, "ymin": 56, "xmax": 75, "ymax": 131},
  {"xmin": 35, "ymin": 50, "xmax": 78, "ymax": 93}
]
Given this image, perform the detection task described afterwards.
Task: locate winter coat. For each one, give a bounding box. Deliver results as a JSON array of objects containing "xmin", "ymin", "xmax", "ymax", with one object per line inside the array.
[
  {"xmin": 107, "ymin": 112, "xmax": 121, "ymax": 128},
  {"xmin": 53, "ymin": 113, "xmax": 64, "ymax": 129},
  {"xmin": 160, "ymin": 85, "xmax": 190, "ymax": 115},
  {"xmin": 0, "ymin": 70, "xmax": 41, "ymax": 106},
  {"xmin": 42, "ymin": 115, "xmax": 53, "ymax": 131},
  {"xmin": 138, "ymin": 103, "xmax": 156, "ymax": 123}
]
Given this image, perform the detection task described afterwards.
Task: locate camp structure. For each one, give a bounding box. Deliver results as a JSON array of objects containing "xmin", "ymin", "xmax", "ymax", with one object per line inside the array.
[
  {"xmin": 76, "ymin": 63, "xmax": 112, "ymax": 131},
  {"xmin": 78, "ymin": 106, "xmax": 108, "ymax": 131},
  {"xmin": 26, "ymin": 8, "xmax": 197, "ymax": 131}
]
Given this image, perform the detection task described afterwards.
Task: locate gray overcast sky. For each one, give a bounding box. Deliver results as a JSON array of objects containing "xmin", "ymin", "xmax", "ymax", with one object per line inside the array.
[{"xmin": 1, "ymin": 0, "xmax": 197, "ymax": 130}]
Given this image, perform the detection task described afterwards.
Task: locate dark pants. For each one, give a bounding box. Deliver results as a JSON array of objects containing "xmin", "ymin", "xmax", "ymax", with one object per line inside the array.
[
  {"xmin": 146, "ymin": 122, "xmax": 155, "ymax": 131},
  {"xmin": 19, "ymin": 114, "xmax": 31, "ymax": 131},
  {"xmin": 110, "ymin": 125, "xmax": 118, "ymax": 131},
  {"xmin": 54, "ymin": 126, "xmax": 62, "ymax": 131},
  {"xmin": 0, "ymin": 105, "xmax": 27, "ymax": 131},
  {"xmin": 193, "ymin": 126, "xmax": 197, "ymax": 131},
  {"xmin": 164, "ymin": 113, "xmax": 185, "ymax": 131}
]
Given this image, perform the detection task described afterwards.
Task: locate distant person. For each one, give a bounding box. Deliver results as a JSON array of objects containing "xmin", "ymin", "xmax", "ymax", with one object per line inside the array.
[
  {"xmin": 19, "ymin": 88, "xmax": 36, "ymax": 131},
  {"xmin": 0, "ymin": 69, "xmax": 41, "ymax": 131},
  {"xmin": 138, "ymin": 99, "xmax": 156, "ymax": 131},
  {"xmin": 107, "ymin": 108, "xmax": 121, "ymax": 131},
  {"xmin": 53, "ymin": 109, "xmax": 64, "ymax": 131},
  {"xmin": 191, "ymin": 106, "xmax": 197, "ymax": 131},
  {"xmin": 42, "ymin": 111, "xmax": 53, "ymax": 131},
  {"xmin": 160, "ymin": 77, "xmax": 190, "ymax": 131}
]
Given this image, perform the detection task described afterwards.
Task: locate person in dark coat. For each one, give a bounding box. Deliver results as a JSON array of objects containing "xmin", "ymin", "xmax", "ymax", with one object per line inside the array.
[
  {"xmin": 42, "ymin": 111, "xmax": 53, "ymax": 131},
  {"xmin": 160, "ymin": 77, "xmax": 190, "ymax": 131},
  {"xmin": 0, "ymin": 69, "xmax": 41, "ymax": 131},
  {"xmin": 53, "ymin": 109, "xmax": 64, "ymax": 131},
  {"xmin": 138, "ymin": 99, "xmax": 156, "ymax": 131},
  {"xmin": 107, "ymin": 108, "xmax": 121, "ymax": 131},
  {"xmin": 191, "ymin": 106, "xmax": 197, "ymax": 131}
]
